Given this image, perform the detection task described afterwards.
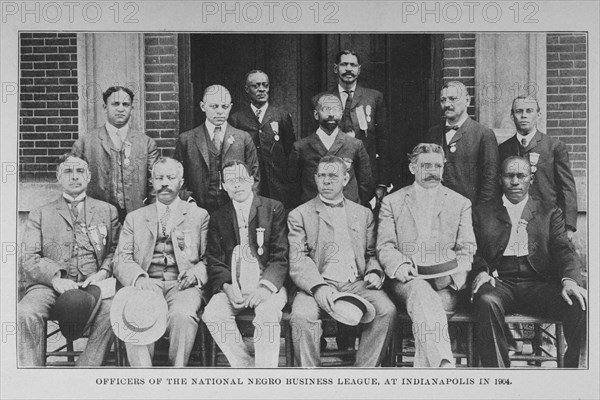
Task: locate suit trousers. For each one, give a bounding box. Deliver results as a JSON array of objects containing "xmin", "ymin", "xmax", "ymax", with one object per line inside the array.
[
  {"xmin": 18, "ymin": 284, "xmax": 113, "ymax": 366},
  {"xmin": 125, "ymin": 280, "xmax": 203, "ymax": 366},
  {"xmin": 290, "ymin": 280, "xmax": 396, "ymax": 367},
  {"xmin": 387, "ymin": 278, "xmax": 458, "ymax": 367},
  {"xmin": 202, "ymin": 288, "xmax": 288, "ymax": 367},
  {"xmin": 473, "ymin": 278, "xmax": 586, "ymax": 368}
]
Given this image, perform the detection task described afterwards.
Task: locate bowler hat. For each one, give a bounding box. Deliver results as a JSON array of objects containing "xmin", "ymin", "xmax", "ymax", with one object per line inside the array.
[
  {"xmin": 53, "ymin": 285, "xmax": 102, "ymax": 341},
  {"xmin": 329, "ymin": 292, "xmax": 376, "ymax": 326},
  {"xmin": 110, "ymin": 287, "xmax": 168, "ymax": 345}
]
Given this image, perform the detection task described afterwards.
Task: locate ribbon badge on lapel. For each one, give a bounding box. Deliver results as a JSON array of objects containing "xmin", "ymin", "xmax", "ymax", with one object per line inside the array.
[
  {"xmin": 256, "ymin": 227, "xmax": 265, "ymax": 256},
  {"xmin": 528, "ymin": 152, "xmax": 540, "ymax": 173},
  {"xmin": 88, "ymin": 225, "xmax": 102, "ymax": 252},
  {"xmin": 98, "ymin": 223, "xmax": 108, "ymax": 246},
  {"xmin": 270, "ymin": 121, "xmax": 280, "ymax": 142},
  {"xmin": 356, "ymin": 105, "xmax": 368, "ymax": 132},
  {"xmin": 174, "ymin": 229, "xmax": 193, "ymax": 259},
  {"xmin": 227, "ymin": 136, "xmax": 235, "ymax": 145},
  {"xmin": 365, "ymin": 105, "xmax": 372, "ymax": 123},
  {"xmin": 123, "ymin": 141, "xmax": 132, "ymax": 167}
]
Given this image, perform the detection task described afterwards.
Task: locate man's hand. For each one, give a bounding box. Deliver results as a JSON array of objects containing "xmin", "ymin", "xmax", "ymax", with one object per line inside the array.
[
  {"xmin": 471, "ymin": 271, "xmax": 496, "ymax": 302},
  {"xmin": 80, "ymin": 269, "xmax": 108, "ymax": 288},
  {"xmin": 364, "ymin": 272, "xmax": 383, "ymax": 290},
  {"xmin": 177, "ymin": 270, "xmax": 197, "ymax": 291},
  {"xmin": 567, "ymin": 229, "xmax": 575, "ymax": 242},
  {"xmin": 223, "ymin": 283, "xmax": 246, "ymax": 310},
  {"xmin": 314, "ymin": 285, "xmax": 338, "ymax": 314},
  {"xmin": 561, "ymin": 280, "xmax": 587, "ymax": 311},
  {"xmin": 244, "ymin": 286, "xmax": 272, "ymax": 309},
  {"xmin": 134, "ymin": 276, "xmax": 161, "ymax": 294},
  {"xmin": 393, "ymin": 262, "xmax": 417, "ymax": 283},
  {"xmin": 51, "ymin": 277, "xmax": 78, "ymax": 294}
]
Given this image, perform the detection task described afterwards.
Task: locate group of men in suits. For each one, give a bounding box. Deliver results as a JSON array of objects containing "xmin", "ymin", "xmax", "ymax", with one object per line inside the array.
[{"xmin": 18, "ymin": 48, "xmax": 586, "ymax": 368}]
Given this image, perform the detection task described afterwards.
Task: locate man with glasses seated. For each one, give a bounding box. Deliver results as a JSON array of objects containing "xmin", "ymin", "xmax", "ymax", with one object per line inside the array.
[
  {"xmin": 174, "ymin": 84, "xmax": 260, "ymax": 214},
  {"xmin": 471, "ymin": 156, "xmax": 586, "ymax": 368},
  {"xmin": 202, "ymin": 161, "xmax": 289, "ymax": 367}
]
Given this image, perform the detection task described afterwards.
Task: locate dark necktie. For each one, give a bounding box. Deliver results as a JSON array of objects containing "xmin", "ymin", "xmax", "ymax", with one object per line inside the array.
[
  {"xmin": 444, "ymin": 125, "xmax": 459, "ymax": 133},
  {"xmin": 340, "ymin": 90, "xmax": 353, "ymax": 132},
  {"xmin": 521, "ymin": 137, "xmax": 528, "ymax": 147},
  {"xmin": 213, "ymin": 126, "xmax": 223, "ymax": 152}
]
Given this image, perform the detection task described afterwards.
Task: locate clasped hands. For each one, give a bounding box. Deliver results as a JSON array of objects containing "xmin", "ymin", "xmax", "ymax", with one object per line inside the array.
[{"xmin": 223, "ymin": 283, "xmax": 273, "ymax": 310}]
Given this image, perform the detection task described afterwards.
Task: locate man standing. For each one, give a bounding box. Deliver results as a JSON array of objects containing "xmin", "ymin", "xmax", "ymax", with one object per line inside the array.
[
  {"xmin": 174, "ymin": 85, "xmax": 260, "ymax": 214},
  {"xmin": 113, "ymin": 157, "xmax": 209, "ymax": 366},
  {"xmin": 499, "ymin": 96, "xmax": 578, "ymax": 240},
  {"xmin": 288, "ymin": 155, "xmax": 396, "ymax": 367},
  {"xmin": 377, "ymin": 143, "xmax": 476, "ymax": 367},
  {"xmin": 425, "ymin": 81, "xmax": 499, "ymax": 205},
  {"xmin": 202, "ymin": 161, "xmax": 289, "ymax": 367},
  {"xmin": 471, "ymin": 156, "xmax": 586, "ymax": 368},
  {"xmin": 332, "ymin": 50, "xmax": 389, "ymax": 206},
  {"xmin": 72, "ymin": 86, "xmax": 158, "ymax": 222},
  {"xmin": 229, "ymin": 70, "xmax": 295, "ymax": 209},
  {"xmin": 288, "ymin": 93, "xmax": 374, "ymax": 207},
  {"xmin": 18, "ymin": 154, "xmax": 120, "ymax": 366}
]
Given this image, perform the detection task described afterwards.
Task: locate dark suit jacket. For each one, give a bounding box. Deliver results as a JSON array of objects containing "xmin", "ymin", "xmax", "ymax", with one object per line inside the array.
[
  {"xmin": 287, "ymin": 131, "xmax": 374, "ymax": 207},
  {"xmin": 471, "ymin": 197, "xmax": 582, "ymax": 286},
  {"xmin": 229, "ymin": 104, "xmax": 295, "ymax": 208},
  {"xmin": 206, "ymin": 196, "xmax": 289, "ymax": 295},
  {"xmin": 173, "ymin": 123, "xmax": 260, "ymax": 210},
  {"xmin": 331, "ymin": 85, "xmax": 389, "ymax": 186},
  {"xmin": 499, "ymin": 131, "xmax": 578, "ymax": 231},
  {"xmin": 72, "ymin": 126, "xmax": 158, "ymax": 213},
  {"xmin": 425, "ymin": 117, "xmax": 499, "ymax": 205},
  {"xmin": 22, "ymin": 196, "xmax": 120, "ymax": 289}
]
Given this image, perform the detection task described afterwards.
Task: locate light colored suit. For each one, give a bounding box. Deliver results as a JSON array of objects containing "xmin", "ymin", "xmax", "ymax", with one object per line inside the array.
[
  {"xmin": 377, "ymin": 184, "xmax": 475, "ymax": 367},
  {"xmin": 113, "ymin": 200, "xmax": 209, "ymax": 366},
  {"xmin": 288, "ymin": 197, "xmax": 396, "ymax": 367},
  {"xmin": 18, "ymin": 196, "xmax": 120, "ymax": 366}
]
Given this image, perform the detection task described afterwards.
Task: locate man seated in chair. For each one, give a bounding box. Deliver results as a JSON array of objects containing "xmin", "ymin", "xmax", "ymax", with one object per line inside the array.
[
  {"xmin": 202, "ymin": 161, "xmax": 289, "ymax": 367},
  {"xmin": 288, "ymin": 155, "xmax": 396, "ymax": 367},
  {"xmin": 113, "ymin": 157, "xmax": 209, "ymax": 366},
  {"xmin": 377, "ymin": 143, "xmax": 476, "ymax": 368},
  {"xmin": 471, "ymin": 156, "xmax": 586, "ymax": 368},
  {"xmin": 18, "ymin": 153, "xmax": 120, "ymax": 366}
]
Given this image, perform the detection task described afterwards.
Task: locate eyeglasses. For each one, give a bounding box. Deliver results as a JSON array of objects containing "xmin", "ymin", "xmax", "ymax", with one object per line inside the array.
[
  {"xmin": 224, "ymin": 177, "xmax": 253, "ymax": 185},
  {"xmin": 248, "ymin": 83, "xmax": 269, "ymax": 89},
  {"xmin": 501, "ymin": 173, "xmax": 531, "ymax": 180}
]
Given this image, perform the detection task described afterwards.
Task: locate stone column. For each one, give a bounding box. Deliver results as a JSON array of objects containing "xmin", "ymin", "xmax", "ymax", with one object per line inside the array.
[
  {"xmin": 77, "ymin": 33, "xmax": 146, "ymax": 134},
  {"xmin": 475, "ymin": 33, "xmax": 546, "ymax": 144}
]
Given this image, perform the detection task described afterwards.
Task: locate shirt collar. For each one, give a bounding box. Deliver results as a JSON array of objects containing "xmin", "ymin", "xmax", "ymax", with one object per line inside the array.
[
  {"xmin": 105, "ymin": 121, "xmax": 129, "ymax": 137},
  {"xmin": 502, "ymin": 194, "xmax": 529, "ymax": 209},
  {"xmin": 251, "ymin": 103, "xmax": 269, "ymax": 114},
  {"xmin": 233, "ymin": 193, "xmax": 254, "ymax": 212},
  {"xmin": 316, "ymin": 126, "xmax": 339, "ymax": 140},
  {"xmin": 319, "ymin": 195, "xmax": 345, "ymax": 207},
  {"xmin": 205, "ymin": 120, "xmax": 227, "ymax": 138},
  {"xmin": 413, "ymin": 181, "xmax": 441, "ymax": 197},
  {"xmin": 63, "ymin": 192, "xmax": 87, "ymax": 203},
  {"xmin": 338, "ymin": 83, "xmax": 357, "ymax": 94},
  {"xmin": 156, "ymin": 196, "xmax": 181, "ymax": 214},
  {"xmin": 516, "ymin": 129, "xmax": 537, "ymax": 146},
  {"xmin": 445, "ymin": 113, "xmax": 468, "ymax": 129}
]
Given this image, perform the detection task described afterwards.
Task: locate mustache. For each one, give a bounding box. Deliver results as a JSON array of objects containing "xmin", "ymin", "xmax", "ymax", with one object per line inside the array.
[
  {"xmin": 424, "ymin": 175, "xmax": 440, "ymax": 182},
  {"xmin": 152, "ymin": 187, "xmax": 174, "ymax": 195}
]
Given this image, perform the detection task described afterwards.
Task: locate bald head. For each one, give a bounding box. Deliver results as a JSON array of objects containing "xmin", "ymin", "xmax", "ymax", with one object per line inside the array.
[{"xmin": 201, "ymin": 85, "xmax": 232, "ymax": 126}]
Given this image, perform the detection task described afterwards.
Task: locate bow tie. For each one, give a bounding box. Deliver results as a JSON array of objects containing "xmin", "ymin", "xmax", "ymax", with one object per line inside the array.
[
  {"xmin": 324, "ymin": 200, "xmax": 344, "ymax": 208},
  {"xmin": 444, "ymin": 125, "xmax": 460, "ymax": 133}
]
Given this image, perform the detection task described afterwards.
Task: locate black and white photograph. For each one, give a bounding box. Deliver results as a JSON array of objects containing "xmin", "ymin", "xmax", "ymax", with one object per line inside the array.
[{"xmin": 1, "ymin": 1, "xmax": 598, "ymax": 399}]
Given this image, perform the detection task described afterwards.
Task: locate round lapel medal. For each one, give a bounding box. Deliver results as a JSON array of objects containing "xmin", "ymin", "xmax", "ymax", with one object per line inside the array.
[
  {"xmin": 450, "ymin": 144, "xmax": 457, "ymax": 153},
  {"xmin": 274, "ymin": 134, "xmax": 280, "ymax": 142}
]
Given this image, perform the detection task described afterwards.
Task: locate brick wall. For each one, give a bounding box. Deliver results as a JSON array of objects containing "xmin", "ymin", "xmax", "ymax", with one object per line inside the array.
[
  {"xmin": 546, "ymin": 33, "xmax": 587, "ymax": 177},
  {"xmin": 144, "ymin": 34, "xmax": 180, "ymax": 157},
  {"xmin": 442, "ymin": 33, "xmax": 476, "ymax": 117},
  {"xmin": 19, "ymin": 32, "xmax": 78, "ymax": 181}
]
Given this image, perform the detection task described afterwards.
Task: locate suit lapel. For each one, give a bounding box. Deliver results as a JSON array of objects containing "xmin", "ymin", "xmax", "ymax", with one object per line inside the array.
[
  {"xmin": 226, "ymin": 202, "xmax": 241, "ymax": 244},
  {"xmin": 327, "ymin": 131, "xmax": 345, "ymax": 155},
  {"xmin": 222, "ymin": 125, "xmax": 235, "ymax": 155},
  {"xmin": 307, "ymin": 133, "xmax": 328, "ymax": 157},
  {"xmin": 98, "ymin": 126, "xmax": 115, "ymax": 156},
  {"xmin": 432, "ymin": 188, "xmax": 446, "ymax": 218},
  {"xmin": 171, "ymin": 201, "xmax": 188, "ymax": 230},
  {"xmin": 404, "ymin": 185, "xmax": 419, "ymax": 223},
  {"xmin": 145, "ymin": 203, "xmax": 159, "ymax": 241},
  {"xmin": 350, "ymin": 86, "xmax": 363, "ymax": 110},
  {"xmin": 448, "ymin": 117, "xmax": 470, "ymax": 145},
  {"xmin": 55, "ymin": 198, "xmax": 74, "ymax": 228},
  {"xmin": 520, "ymin": 197, "xmax": 536, "ymax": 224},
  {"xmin": 194, "ymin": 125, "xmax": 211, "ymax": 167},
  {"xmin": 344, "ymin": 202, "xmax": 361, "ymax": 266},
  {"xmin": 315, "ymin": 198, "xmax": 333, "ymax": 227},
  {"xmin": 259, "ymin": 105, "xmax": 275, "ymax": 128},
  {"xmin": 524, "ymin": 130, "xmax": 542, "ymax": 152},
  {"xmin": 497, "ymin": 201, "xmax": 512, "ymax": 226}
]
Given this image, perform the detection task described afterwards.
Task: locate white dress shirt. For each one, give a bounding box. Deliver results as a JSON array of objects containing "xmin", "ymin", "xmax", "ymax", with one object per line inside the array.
[
  {"xmin": 105, "ymin": 122, "xmax": 129, "ymax": 149},
  {"xmin": 445, "ymin": 113, "xmax": 468, "ymax": 144},
  {"xmin": 63, "ymin": 192, "xmax": 86, "ymax": 216},
  {"xmin": 338, "ymin": 83, "xmax": 357, "ymax": 107},
  {"xmin": 516, "ymin": 130, "xmax": 537, "ymax": 148},
  {"xmin": 502, "ymin": 194, "xmax": 529, "ymax": 257},
  {"xmin": 413, "ymin": 182, "xmax": 441, "ymax": 243},
  {"xmin": 156, "ymin": 197, "xmax": 181, "ymax": 235},
  {"xmin": 316, "ymin": 126, "xmax": 339, "ymax": 151},
  {"xmin": 205, "ymin": 120, "xmax": 227, "ymax": 141},
  {"xmin": 250, "ymin": 103, "xmax": 269, "ymax": 124}
]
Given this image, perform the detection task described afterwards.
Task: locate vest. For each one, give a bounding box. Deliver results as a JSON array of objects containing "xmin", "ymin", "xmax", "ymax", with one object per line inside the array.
[
  {"xmin": 66, "ymin": 201, "xmax": 98, "ymax": 282},
  {"xmin": 148, "ymin": 224, "xmax": 179, "ymax": 281}
]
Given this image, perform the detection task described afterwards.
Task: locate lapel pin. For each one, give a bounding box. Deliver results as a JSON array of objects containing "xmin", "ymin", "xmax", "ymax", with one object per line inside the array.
[{"xmin": 256, "ymin": 227, "xmax": 265, "ymax": 256}]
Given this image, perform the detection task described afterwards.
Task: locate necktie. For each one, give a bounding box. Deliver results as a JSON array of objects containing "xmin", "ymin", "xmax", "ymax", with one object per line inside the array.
[
  {"xmin": 444, "ymin": 125, "xmax": 459, "ymax": 133},
  {"xmin": 160, "ymin": 205, "xmax": 170, "ymax": 238},
  {"xmin": 340, "ymin": 90, "xmax": 353, "ymax": 133},
  {"xmin": 70, "ymin": 200, "xmax": 80, "ymax": 221},
  {"xmin": 213, "ymin": 126, "xmax": 223, "ymax": 152},
  {"xmin": 324, "ymin": 200, "xmax": 344, "ymax": 208},
  {"xmin": 521, "ymin": 137, "xmax": 528, "ymax": 147},
  {"xmin": 255, "ymin": 108, "xmax": 262, "ymax": 120}
]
